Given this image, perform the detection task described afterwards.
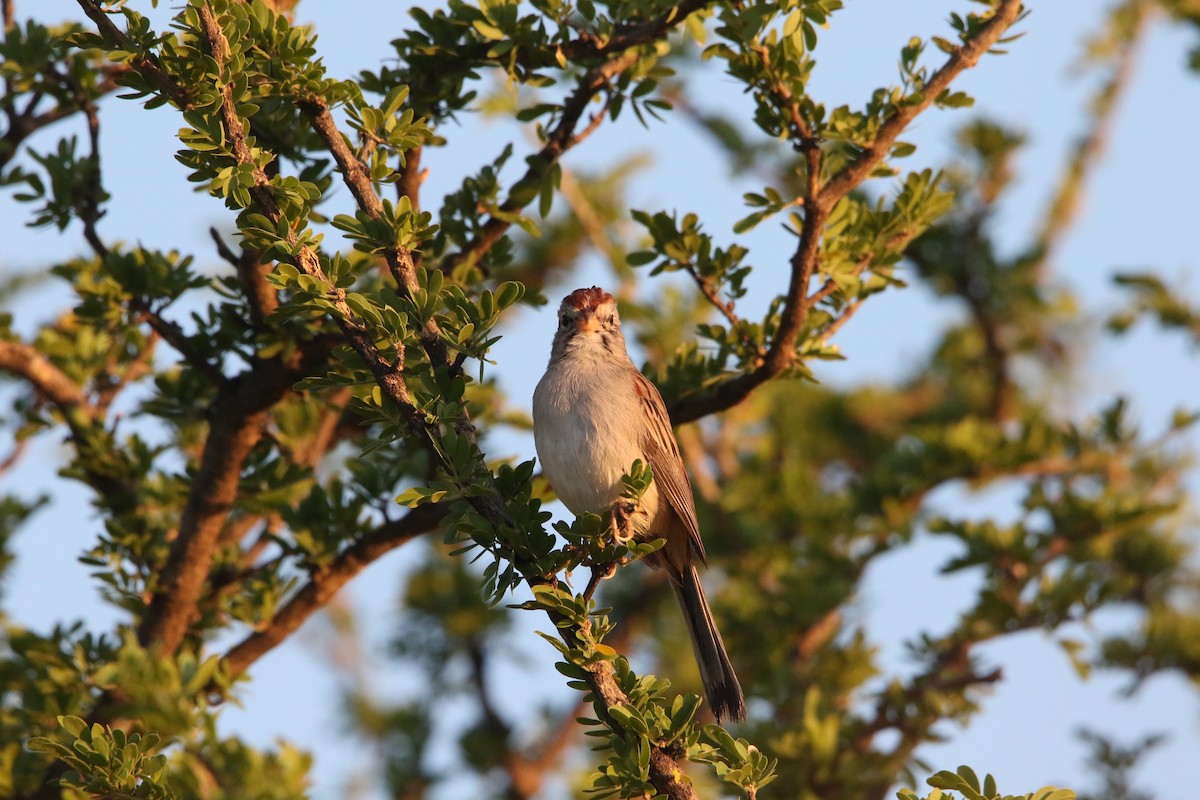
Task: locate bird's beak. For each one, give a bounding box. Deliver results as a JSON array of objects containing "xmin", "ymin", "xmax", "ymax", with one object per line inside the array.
[{"xmin": 574, "ymin": 310, "xmax": 601, "ymax": 332}]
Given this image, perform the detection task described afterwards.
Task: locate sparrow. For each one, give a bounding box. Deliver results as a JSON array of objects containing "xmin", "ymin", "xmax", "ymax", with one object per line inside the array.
[{"xmin": 532, "ymin": 286, "xmax": 746, "ymax": 722}]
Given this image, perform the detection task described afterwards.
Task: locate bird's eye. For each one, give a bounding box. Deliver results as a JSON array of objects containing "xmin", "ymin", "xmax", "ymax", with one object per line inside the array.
[{"xmin": 559, "ymin": 313, "xmax": 568, "ymax": 327}]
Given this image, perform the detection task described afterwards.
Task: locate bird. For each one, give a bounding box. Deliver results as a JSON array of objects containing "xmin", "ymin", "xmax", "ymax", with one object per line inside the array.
[{"xmin": 532, "ymin": 286, "xmax": 746, "ymax": 723}]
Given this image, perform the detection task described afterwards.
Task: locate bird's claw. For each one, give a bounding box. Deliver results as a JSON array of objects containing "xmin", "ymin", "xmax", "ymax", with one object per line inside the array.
[
  {"xmin": 610, "ymin": 500, "xmax": 637, "ymax": 545},
  {"xmin": 595, "ymin": 561, "xmax": 619, "ymax": 581}
]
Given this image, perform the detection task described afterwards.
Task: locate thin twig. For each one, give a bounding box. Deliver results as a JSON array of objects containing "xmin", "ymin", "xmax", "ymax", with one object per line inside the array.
[
  {"xmin": 0, "ymin": 438, "xmax": 29, "ymax": 478},
  {"xmin": 95, "ymin": 328, "xmax": 158, "ymax": 410},
  {"xmin": 138, "ymin": 304, "xmax": 224, "ymax": 381},
  {"xmin": 1030, "ymin": 2, "xmax": 1150, "ymax": 274},
  {"xmin": 78, "ymin": 89, "xmax": 107, "ymax": 258},
  {"xmin": 685, "ymin": 264, "xmax": 744, "ymax": 333},
  {"xmin": 582, "ymin": 565, "xmax": 610, "ymax": 604},
  {"xmin": 209, "ymin": 227, "xmax": 241, "ymax": 269},
  {"xmin": 439, "ymin": 54, "xmax": 635, "ymax": 278},
  {"xmin": 561, "ymin": 0, "xmax": 714, "ymax": 60},
  {"xmin": 817, "ymin": 297, "xmax": 865, "ymax": 343}
]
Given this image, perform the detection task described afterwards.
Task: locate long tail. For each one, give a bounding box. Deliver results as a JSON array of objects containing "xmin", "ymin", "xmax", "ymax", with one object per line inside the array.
[{"xmin": 670, "ymin": 565, "xmax": 746, "ymax": 722}]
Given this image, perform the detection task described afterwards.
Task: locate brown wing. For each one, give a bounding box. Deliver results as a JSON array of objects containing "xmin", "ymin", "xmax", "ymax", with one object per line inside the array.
[{"xmin": 632, "ymin": 370, "xmax": 707, "ymax": 565}]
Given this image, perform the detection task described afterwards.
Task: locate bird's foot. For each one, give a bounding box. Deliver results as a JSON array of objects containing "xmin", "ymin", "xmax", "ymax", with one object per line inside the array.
[
  {"xmin": 595, "ymin": 561, "xmax": 619, "ymax": 581},
  {"xmin": 610, "ymin": 500, "xmax": 637, "ymax": 545}
]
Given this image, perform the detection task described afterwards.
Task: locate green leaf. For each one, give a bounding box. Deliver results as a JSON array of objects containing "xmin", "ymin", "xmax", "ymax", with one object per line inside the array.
[
  {"xmin": 60, "ymin": 716, "xmax": 88, "ymax": 737},
  {"xmin": 471, "ymin": 20, "xmax": 505, "ymax": 41}
]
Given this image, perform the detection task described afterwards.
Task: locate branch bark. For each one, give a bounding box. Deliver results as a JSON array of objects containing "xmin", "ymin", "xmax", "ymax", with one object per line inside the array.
[
  {"xmin": 73, "ymin": 1, "xmax": 191, "ymax": 110},
  {"xmin": 0, "ymin": 339, "xmax": 93, "ymax": 417},
  {"xmin": 136, "ymin": 361, "xmax": 302, "ymax": 654},
  {"xmin": 296, "ymin": 98, "xmax": 454, "ymax": 375}
]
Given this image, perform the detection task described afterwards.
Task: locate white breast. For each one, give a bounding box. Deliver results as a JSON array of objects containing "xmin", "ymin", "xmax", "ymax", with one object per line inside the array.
[{"xmin": 532, "ymin": 357, "xmax": 659, "ymax": 518}]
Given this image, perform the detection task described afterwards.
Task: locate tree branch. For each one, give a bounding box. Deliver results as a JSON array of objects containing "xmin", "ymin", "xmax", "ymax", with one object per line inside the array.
[
  {"xmin": 0, "ymin": 66, "xmax": 128, "ymax": 169},
  {"xmin": 439, "ymin": 53, "xmax": 634, "ymax": 278},
  {"xmin": 137, "ymin": 303, "xmax": 228, "ymax": 386},
  {"xmin": 397, "ymin": 144, "xmax": 424, "ymax": 211},
  {"xmin": 0, "ymin": 338, "xmax": 136, "ymax": 524},
  {"xmin": 64, "ymin": 88, "xmax": 225, "ymax": 389},
  {"xmin": 432, "ymin": 2, "xmax": 715, "ymax": 279},
  {"xmin": 220, "ymin": 505, "xmax": 443, "ymax": 677},
  {"xmin": 0, "ymin": 339, "xmax": 93, "ymax": 417},
  {"xmin": 823, "ymin": 0, "xmax": 1026, "ymax": 203},
  {"xmin": 669, "ymin": 191, "xmax": 828, "ymax": 425},
  {"xmin": 136, "ymin": 375, "xmax": 268, "ymax": 653},
  {"xmin": 296, "ymin": 97, "xmax": 454, "ymax": 374},
  {"xmin": 1030, "ymin": 2, "xmax": 1149, "ymax": 274},
  {"xmin": 73, "ymin": 0, "xmax": 192, "ymax": 110},
  {"xmin": 669, "ymin": 0, "xmax": 1025, "ymax": 425},
  {"xmin": 75, "ymin": 213, "xmax": 225, "ymax": 388},
  {"xmin": 559, "ymin": 0, "xmax": 714, "ymax": 60}
]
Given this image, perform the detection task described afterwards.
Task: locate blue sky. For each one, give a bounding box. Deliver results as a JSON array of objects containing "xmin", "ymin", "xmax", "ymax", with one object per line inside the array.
[{"xmin": 3, "ymin": 2, "xmax": 1199, "ymax": 798}]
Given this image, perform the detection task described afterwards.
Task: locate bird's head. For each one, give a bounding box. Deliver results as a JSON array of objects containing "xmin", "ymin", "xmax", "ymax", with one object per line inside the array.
[{"xmin": 550, "ymin": 286, "xmax": 628, "ymax": 359}]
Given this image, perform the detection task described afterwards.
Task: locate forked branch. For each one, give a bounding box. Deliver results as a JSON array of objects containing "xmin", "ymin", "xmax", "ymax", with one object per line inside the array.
[{"xmin": 670, "ymin": 0, "xmax": 1026, "ymax": 425}]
